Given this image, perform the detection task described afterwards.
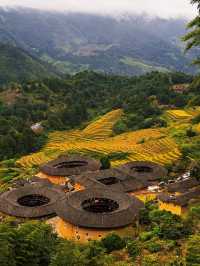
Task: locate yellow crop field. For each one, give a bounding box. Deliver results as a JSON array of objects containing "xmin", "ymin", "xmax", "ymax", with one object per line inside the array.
[
  {"xmin": 82, "ymin": 109, "xmax": 123, "ymax": 139},
  {"xmin": 17, "ymin": 109, "xmax": 181, "ymax": 169},
  {"xmin": 195, "ymin": 123, "xmax": 200, "ymax": 133},
  {"xmin": 166, "ymin": 109, "xmax": 192, "ymax": 120}
]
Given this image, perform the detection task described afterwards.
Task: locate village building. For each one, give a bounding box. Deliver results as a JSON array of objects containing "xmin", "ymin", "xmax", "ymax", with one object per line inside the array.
[
  {"xmin": 158, "ymin": 178, "xmax": 200, "ymax": 215},
  {"xmin": 0, "ymin": 183, "xmax": 65, "ymax": 218},
  {"xmin": 55, "ymin": 187, "xmax": 144, "ymax": 242},
  {"xmin": 170, "ymin": 84, "xmax": 190, "ymax": 94},
  {"xmin": 0, "ymin": 156, "xmax": 171, "ymax": 241},
  {"xmin": 30, "ymin": 122, "xmax": 44, "ymax": 134}
]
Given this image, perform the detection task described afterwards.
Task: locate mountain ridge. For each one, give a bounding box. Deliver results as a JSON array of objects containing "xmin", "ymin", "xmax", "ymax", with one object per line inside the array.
[{"xmin": 0, "ymin": 8, "xmax": 197, "ymax": 77}]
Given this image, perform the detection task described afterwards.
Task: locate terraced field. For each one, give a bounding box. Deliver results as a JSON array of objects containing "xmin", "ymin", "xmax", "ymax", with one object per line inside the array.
[
  {"xmin": 166, "ymin": 110, "xmax": 192, "ymax": 121},
  {"xmin": 17, "ymin": 109, "xmax": 181, "ymax": 168}
]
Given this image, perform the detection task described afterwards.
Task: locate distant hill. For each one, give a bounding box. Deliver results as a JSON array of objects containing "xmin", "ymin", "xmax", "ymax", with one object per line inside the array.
[
  {"xmin": 0, "ymin": 8, "xmax": 197, "ymax": 76},
  {"xmin": 0, "ymin": 43, "xmax": 58, "ymax": 85}
]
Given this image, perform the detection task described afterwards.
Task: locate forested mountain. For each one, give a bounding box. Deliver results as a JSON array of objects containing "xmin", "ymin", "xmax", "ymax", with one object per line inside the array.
[
  {"xmin": 0, "ymin": 44, "xmax": 58, "ymax": 84},
  {"xmin": 0, "ymin": 8, "xmax": 197, "ymax": 77}
]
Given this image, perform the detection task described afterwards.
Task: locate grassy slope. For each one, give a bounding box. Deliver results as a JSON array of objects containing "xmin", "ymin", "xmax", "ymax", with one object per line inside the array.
[{"xmin": 120, "ymin": 56, "xmax": 169, "ymax": 74}]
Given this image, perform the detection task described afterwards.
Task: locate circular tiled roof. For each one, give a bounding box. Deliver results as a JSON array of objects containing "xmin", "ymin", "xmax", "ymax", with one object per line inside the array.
[
  {"xmin": 118, "ymin": 161, "xmax": 167, "ymax": 182},
  {"xmin": 56, "ymin": 188, "xmax": 144, "ymax": 229},
  {"xmin": 40, "ymin": 155, "xmax": 101, "ymax": 177},
  {"xmin": 0, "ymin": 184, "xmax": 65, "ymax": 218},
  {"xmin": 73, "ymin": 168, "xmax": 148, "ymax": 192}
]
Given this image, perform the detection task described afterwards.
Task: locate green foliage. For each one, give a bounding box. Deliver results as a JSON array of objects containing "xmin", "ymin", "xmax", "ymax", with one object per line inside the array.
[
  {"xmin": 145, "ymin": 240, "xmax": 162, "ymax": 253},
  {"xmin": 186, "ymin": 234, "xmax": 200, "ymax": 266},
  {"xmin": 191, "ymin": 162, "xmax": 200, "ymax": 180},
  {"xmin": 139, "ymin": 208, "xmax": 192, "ymax": 241},
  {"xmin": 107, "ymin": 152, "xmax": 130, "ymax": 161},
  {"xmin": 100, "ymin": 156, "xmax": 111, "ymax": 170},
  {"xmin": 139, "ymin": 202, "xmax": 156, "ymax": 225},
  {"xmin": 139, "ymin": 231, "xmax": 155, "ymax": 242},
  {"xmin": 189, "ymin": 205, "xmax": 200, "ymax": 219},
  {"xmin": 186, "ymin": 128, "xmax": 197, "ymax": 138},
  {"xmin": 113, "ymin": 118, "xmax": 128, "ymax": 134},
  {"xmin": 0, "ymin": 220, "xmax": 117, "ymax": 266},
  {"xmin": 141, "ymin": 254, "xmax": 160, "ymax": 266},
  {"xmin": 0, "ymin": 44, "xmax": 57, "ymax": 85},
  {"xmin": 183, "ymin": 1, "xmax": 200, "ymax": 85},
  {"xmin": 49, "ymin": 241, "xmax": 87, "ymax": 266},
  {"xmin": 101, "ymin": 233, "xmax": 126, "ymax": 253},
  {"xmin": 181, "ymin": 140, "xmax": 200, "ymax": 161},
  {"xmin": 149, "ymin": 209, "xmax": 192, "ymax": 240},
  {"xmin": 139, "ymin": 208, "xmax": 151, "ymax": 225},
  {"xmin": 192, "ymin": 114, "xmax": 200, "ymax": 124},
  {"xmin": 0, "ymin": 221, "xmax": 58, "ymax": 266},
  {"xmin": 126, "ymin": 239, "xmax": 141, "ymax": 261}
]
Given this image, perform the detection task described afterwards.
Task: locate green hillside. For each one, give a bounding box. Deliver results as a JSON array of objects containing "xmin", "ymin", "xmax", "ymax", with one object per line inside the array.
[
  {"xmin": 0, "ymin": 44, "xmax": 58, "ymax": 85},
  {"xmin": 120, "ymin": 57, "xmax": 169, "ymax": 74}
]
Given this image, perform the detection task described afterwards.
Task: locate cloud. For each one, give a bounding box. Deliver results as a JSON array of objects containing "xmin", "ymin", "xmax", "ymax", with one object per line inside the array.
[{"xmin": 0, "ymin": 0, "xmax": 197, "ymax": 18}]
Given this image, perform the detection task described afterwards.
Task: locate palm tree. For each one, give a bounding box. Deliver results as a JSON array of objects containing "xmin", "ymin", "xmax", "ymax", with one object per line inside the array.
[
  {"xmin": 183, "ymin": 1, "xmax": 200, "ymax": 62},
  {"xmin": 183, "ymin": 1, "xmax": 200, "ymax": 86},
  {"xmin": 191, "ymin": 0, "xmax": 200, "ymax": 11}
]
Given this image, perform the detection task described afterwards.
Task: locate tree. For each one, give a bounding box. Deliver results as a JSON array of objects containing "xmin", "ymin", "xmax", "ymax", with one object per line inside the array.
[
  {"xmin": 101, "ymin": 233, "xmax": 126, "ymax": 253},
  {"xmin": 50, "ymin": 241, "xmax": 87, "ymax": 266},
  {"xmin": 14, "ymin": 222, "xmax": 58, "ymax": 266},
  {"xmin": 148, "ymin": 210, "xmax": 192, "ymax": 240},
  {"xmin": 0, "ymin": 221, "xmax": 58, "ymax": 266},
  {"xmin": 0, "ymin": 223, "xmax": 16, "ymax": 266},
  {"xmin": 191, "ymin": 0, "xmax": 200, "ymax": 12},
  {"xmin": 186, "ymin": 234, "xmax": 200, "ymax": 265},
  {"xmin": 83, "ymin": 240, "xmax": 114, "ymax": 266}
]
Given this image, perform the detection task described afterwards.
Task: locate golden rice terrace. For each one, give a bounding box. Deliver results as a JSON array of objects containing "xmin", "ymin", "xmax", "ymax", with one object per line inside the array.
[{"xmin": 17, "ymin": 109, "xmax": 181, "ymax": 169}]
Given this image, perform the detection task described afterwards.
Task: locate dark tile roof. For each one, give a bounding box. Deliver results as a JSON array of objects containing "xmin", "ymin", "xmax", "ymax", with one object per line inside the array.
[
  {"xmin": 40, "ymin": 155, "xmax": 101, "ymax": 177},
  {"xmin": 167, "ymin": 178, "xmax": 200, "ymax": 193},
  {"xmin": 117, "ymin": 161, "xmax": 167, "ymax": 182},
  {"xmin": 158, "ymin": 186, "xmax": 200, "ymax": 207},
  {"xmin": 0, "ymin": 183, "xmax": 65, "ymax": 218},
  {"xmin": 73, "ymin": 168, "xmax": 148, "ymax": 193},
  {"xmin": 56, "ymin": 188, "xmax": 144, "ymax": 229}
]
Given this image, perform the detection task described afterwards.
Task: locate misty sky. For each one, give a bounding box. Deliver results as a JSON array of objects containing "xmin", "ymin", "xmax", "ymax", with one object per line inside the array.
[{"xmin": 0, "ymin": 0, "xmax": 198, "ymax": 18}]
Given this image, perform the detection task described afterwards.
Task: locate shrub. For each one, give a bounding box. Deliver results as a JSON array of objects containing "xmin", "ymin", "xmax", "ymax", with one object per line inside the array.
[
  {"xmin": 100, "ymin": 156, "xmax": 111, "ymax": 169},
  {"xmin": 186, "ymin": 234, "xmax": 200, "ymax": 266},
  {"xmin": 140, "ymin": 231, "xmax": 155, "ymax": 242},
  {"xmin": 126, "ymin": 239, "xmax": 141, "ymax": 261},
  {"xmin": 149, "ymin": 210, "xmax": 192, "ymax": 240},
  {"xmin": 101, "ymin": 234, "xmax": 126, "ymax": 253},
  {"xmin": 192, "ymin": 114, "xmax": 200, "ymax": 124},
  {"xmin": 186, "ymin": 128, "xmax": 197, "ymax": 138},
  {"xmin": 113, "ymin": 119, "xmax": 128, "ymax": 134},
  {"xmin": 145, "ymin": 241, "xmax": 161, "ymax": 253},
  {"xmin": 141, "ymin": 254, "xmax": 160, "ymax": 266}
]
